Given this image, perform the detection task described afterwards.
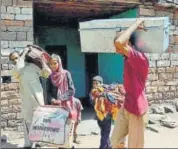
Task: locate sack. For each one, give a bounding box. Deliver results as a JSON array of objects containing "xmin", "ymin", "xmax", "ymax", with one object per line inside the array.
[
  {"xmin": 25, "ymin": 45, "xmax": 50, "ymax": 69},
  {"xmin": 29, "ymin": 106, "xmax": 72, "ymax": 145}
]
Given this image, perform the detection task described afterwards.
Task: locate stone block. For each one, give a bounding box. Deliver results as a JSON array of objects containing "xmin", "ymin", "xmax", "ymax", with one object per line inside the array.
[
  {"xmin": 157, "ymin": 60, "xmax": 170, "ymax": 67},
  {"xmin": 8, "ymin": 120, "xmax": 21, "ymax": 127},
  {"xmin": 1, "ymin": 121, "xmax": 7, "ymax": 128},
  {"xmin": 1, "ymin": 6, "xmax": 6, "ymax": 13},
  {"xmin": 158, "ymin": 86, "xmax": 170, "ymax": 92},
  {"xmin": 1, "ymin": 48, "xmax": 15, "ymax": 56},
  {"xmin": 1, "ymin": 84, "xmax": 5, "ymax": 91},
  {"xmin": 1, "ymin": 13, "xmax": 14, "ymax": 20},
  {"xmin": 175, "ymin": 36, "xmax": 178, "ymax": 43},
  {"xmin": 1, "ymin": 57, "xmax": 9, "ymax": 64},
  {"xmin": 1, "ymin": 0, "xmax": 13, "ymax": 6},
  {"xmin": 4, "ymin": 83, "xmax": 19, "ymax": 90},
  {"xmin": 149, "ymin": 53, "xmax": 161, "ymax": 61},
  {"xmin": 1, "ymin": 32, "xmax": 16, "ymax": 40},
  {"xmin": 174, "ymin": 72, "xmax": 178, "ymax": 78},
  {"xmin": 139, "ymin": 8, "xmax": 156, "ymax": 16},
  {"xmin": 15, "ymin": 0, "xmax": 32, "ymax": 7},
  {"xmin": 17, "ymin": 32, "xmax": 26, "ymax": 41},
  {"xmin": 151, "ymin": 80, "xmax": 165, "ymax": 86},
  {"xmin": 146, "ymin": 86, "xmax": 158, "ymax": 93},
  {"xmin": 173, "ymin": 30, "xmax": 178, "ymax": 35},
  {"xmin": 8, "ymin": 64, "xmax": 14, "ymax": 69},
  {"xmin": 1, "ymin": 20, "xmax": 24, "ymax": 26},
  {"xmin": 9, "ymin": 41, "xmax": 33, "ymax": 48},
  {"xmin": 166, "ymin": 67, "xmax": 176, "ymax": 73},
  {"xmin": 170, "ymin": 25, "xmax": 176, "ymax": 30},
  {"xmin": 21, "ymin": 8, "xmax": 32, "ymax": 14},
  {"xmin": 146, "ymin": 94, "xmax": 154, "ymax": 101},
  {"xmin": 27, "ymin": 32, "xmax": 33, "ymax": 41},
  {"xmin": 10, "ymin": 105, "xmax": 21, "ymax": 113},
  {"xmin": 1, "ymin": 64, "xmax": 9, "ymax": 70},
  {"xmin": 157, "ymin": 68, "xmax": 165, "ymax": 73},
  {"xmin": 25, "ymin": 20, "xmax": 33, "ymax": 26},
  {"xmin": 16, "ymin": 113, "xmax": 23, "ymax": 119},
  {"xmin": 1, "ymin": 26, "xmax": 7, "ymax": 31},
  {"xmin": 163, "ymin": 92, "xmax": 175, "ymax": 99},
  {"xmin": 7, "ymin": 6, "xmax": 20, "ymax": 14},
  {"xmin": 1, "ymin": 91, "xmax": 20, "ymax": 100},
  {"xmin": 170, "ymin": 54, "xmax": 178, "ymax": 60},
  {"xmin": 1, "ymin": 70, "xmax": 12, "ymax": 76},
  {"xmin": 149, "ymin": 61, "xmax": 156, "ymax": 68},
  {"xmin": 148, "ymin": 74, "xmax": 158, "ymax": 81},
  {"xmin": 152, "ymin": 93, "xmax": 163, "ymax": 100},
  {"xmin": 159, "ymin": 73, "xmax": 173, "ymax": 80},
  {"xmin": 1, "ymin": 41, "xmax": 9, "ymax": 48},
  {"xmin": 18, "ymin": 125, "xmax": 24, "ymax": 132},
  {"xmin": 1, "ymin": 113, "xmax": 16, "ymax": 120},
  {"xmin": 171, "ymin": 61, "xmax": 178, "ymax": 66},
  {"xmin": 1, "ymin": 107, "xmax": 9, "ymax": 114},
  {"xmin": 166, "ymin": 80, "xmax": 178, "ymax": 85},
  {"xmin": 9, "ymin": 99, "xmax": 21, "ymax": 105},
  {"xmin": 15, "ymin": 14, "xmax": 32, "ymax": 20},
  {"xmin": 160, "ymin": 53, "xmax": 170, "ymax": 60},
  {"xmin": 7, "ymin": 26, "xmax": 32, "ymax": 32},
  {"xmin": 176, "ymin": 66, "xmax": 178, "ymax": 72},
  {"xmin": 170, "ymin": 86, "xmax": 177, "ymax": 91},
  {"xmin": 1, "ymin": 100, "xmax": 8, "ymax": 106},
  {"xmin": 149, "ymin": 68, "xmax": 157, "ymax": 73}
]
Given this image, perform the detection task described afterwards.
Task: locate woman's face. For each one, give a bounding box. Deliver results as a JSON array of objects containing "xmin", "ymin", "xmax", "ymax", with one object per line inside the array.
[{"xmin": 49, "ymin": 58, "xmax": 59, "ymax": 72}]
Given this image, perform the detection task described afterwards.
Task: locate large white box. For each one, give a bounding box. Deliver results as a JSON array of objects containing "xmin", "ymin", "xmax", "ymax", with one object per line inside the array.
[{"xmin": 79, "ymin": 17, "xmax": 170, "ymax": 53}]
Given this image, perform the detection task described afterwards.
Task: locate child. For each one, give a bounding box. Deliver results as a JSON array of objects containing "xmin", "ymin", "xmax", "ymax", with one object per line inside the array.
[
  {"xmin": 73, "ymin": 97, "xmax": 83, "ymax": 144},
  {"xmin": 90, "ymin": 76, "xmax": 125, "ymax": 149}
]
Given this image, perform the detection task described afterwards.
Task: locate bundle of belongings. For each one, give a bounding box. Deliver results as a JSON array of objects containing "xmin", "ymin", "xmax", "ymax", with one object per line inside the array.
[
  {"xmin": 24, "ymin": 45, "xmax": 50, "ymax": 68},
  {"xmin": 91, "ymin": 83, "xmax": 125, "ymax": 121}
]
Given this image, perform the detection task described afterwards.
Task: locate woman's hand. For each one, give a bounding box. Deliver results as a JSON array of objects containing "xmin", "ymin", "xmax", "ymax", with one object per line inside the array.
[{"xmin": 52, "ymin": 99, "xmax": 61, "ymax": 105}]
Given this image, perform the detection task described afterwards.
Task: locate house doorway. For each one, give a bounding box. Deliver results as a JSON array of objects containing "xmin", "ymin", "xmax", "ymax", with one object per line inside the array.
[{"xmin": 85, "ymin": 53, "xmax": 98, "ymax": 94}]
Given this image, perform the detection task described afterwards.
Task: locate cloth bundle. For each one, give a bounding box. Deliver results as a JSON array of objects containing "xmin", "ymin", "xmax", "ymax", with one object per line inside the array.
[{"xmin": 91, "ymin": 84, "xmax": 125, "ymax": 121}]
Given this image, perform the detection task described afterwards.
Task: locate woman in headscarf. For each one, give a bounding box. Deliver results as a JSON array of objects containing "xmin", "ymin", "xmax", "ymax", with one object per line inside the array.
[{"xmin": 47, "ymin": 54, "xmax": 83, "ymax": 147}]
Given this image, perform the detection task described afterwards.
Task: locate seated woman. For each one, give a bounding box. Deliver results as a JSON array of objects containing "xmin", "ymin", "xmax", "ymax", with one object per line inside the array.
[
  {"xmin": 90, "ymin": 76, "xmax": 125, "ymax": 149},
  {"xmin": 47, "ymin": 54, "xmax": 83, "ymax": 147}
]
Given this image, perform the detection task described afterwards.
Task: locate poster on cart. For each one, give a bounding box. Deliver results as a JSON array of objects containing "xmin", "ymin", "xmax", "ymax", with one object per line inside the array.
[{"xmin": 29, "ymin": 106, "xmax": 70, "ymax": 145}]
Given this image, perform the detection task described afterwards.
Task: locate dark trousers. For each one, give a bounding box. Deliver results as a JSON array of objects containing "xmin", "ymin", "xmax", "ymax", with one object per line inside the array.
[{"xmin": 97, "ymin": 115, "xmax": 112, "ymax": 149}]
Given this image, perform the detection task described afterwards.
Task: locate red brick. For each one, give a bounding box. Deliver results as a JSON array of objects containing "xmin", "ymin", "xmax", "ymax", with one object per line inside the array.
[
  {"xmin": 174, "ymin": 10, "xmax": 178, "ymax": 19},
  {"xmin": 139, "ymin": 8, "xmax": 155, "ymax": 16},
  {"xmin": 1, "ymin": 20, "xmax": 24, "ymax": 26},
  {"xmin": 176, "ymin": 66, "xmax": 178, "ymax": 72},
  {"xmin": 25, "ymin": 20, "xmax": 32, "ymax": 26},
  {"xmin": 175, "ymin": 36, "xmax": 178, "ymax": 43}
]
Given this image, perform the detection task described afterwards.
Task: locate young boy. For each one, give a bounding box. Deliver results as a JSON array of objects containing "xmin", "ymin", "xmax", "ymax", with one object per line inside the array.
[
  {"xmin": 90, "ymin": 76, "xmax": 124, "ymax": 149},
  {"xmin": 73, "ymin": 97, "xmax": 83, "ymax": 144}
]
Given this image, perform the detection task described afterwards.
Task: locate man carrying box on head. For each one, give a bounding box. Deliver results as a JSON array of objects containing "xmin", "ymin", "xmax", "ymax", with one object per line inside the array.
[{"xmin": 111, "ymin": 18, "xmax": 149, "ymax": 148}]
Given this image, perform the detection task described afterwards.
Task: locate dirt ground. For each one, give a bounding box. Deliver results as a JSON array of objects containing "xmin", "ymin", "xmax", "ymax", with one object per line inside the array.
[
  {"xmin": 2, "ymin": 108, "xmax": 178, "ymax": 148},
  {"xmin": 75, "ymin": 127, "xmax": 178, "ymax": 148}
]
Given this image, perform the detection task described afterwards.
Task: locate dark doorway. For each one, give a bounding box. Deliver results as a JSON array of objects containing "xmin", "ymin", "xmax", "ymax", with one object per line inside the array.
[
  {"xmin": 85, "ymin": 53, "xmax": 98, "ymax": 94},
  {"xmin": 45, "ymin": 45, "xmax": 67, "ymax": 69}
]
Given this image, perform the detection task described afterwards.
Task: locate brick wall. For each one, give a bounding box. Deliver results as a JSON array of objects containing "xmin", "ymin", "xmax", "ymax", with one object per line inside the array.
[
  {"xmin": 1, "ymin": 0, "xmax": 33, "ymax": 131},
  {"xmin": 1, "ymin": 0, "xmax": 178, "ymax": 131},
  {"xmin": 139, "ymin": 2, "xmax": 178, "ymax": 103}
]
